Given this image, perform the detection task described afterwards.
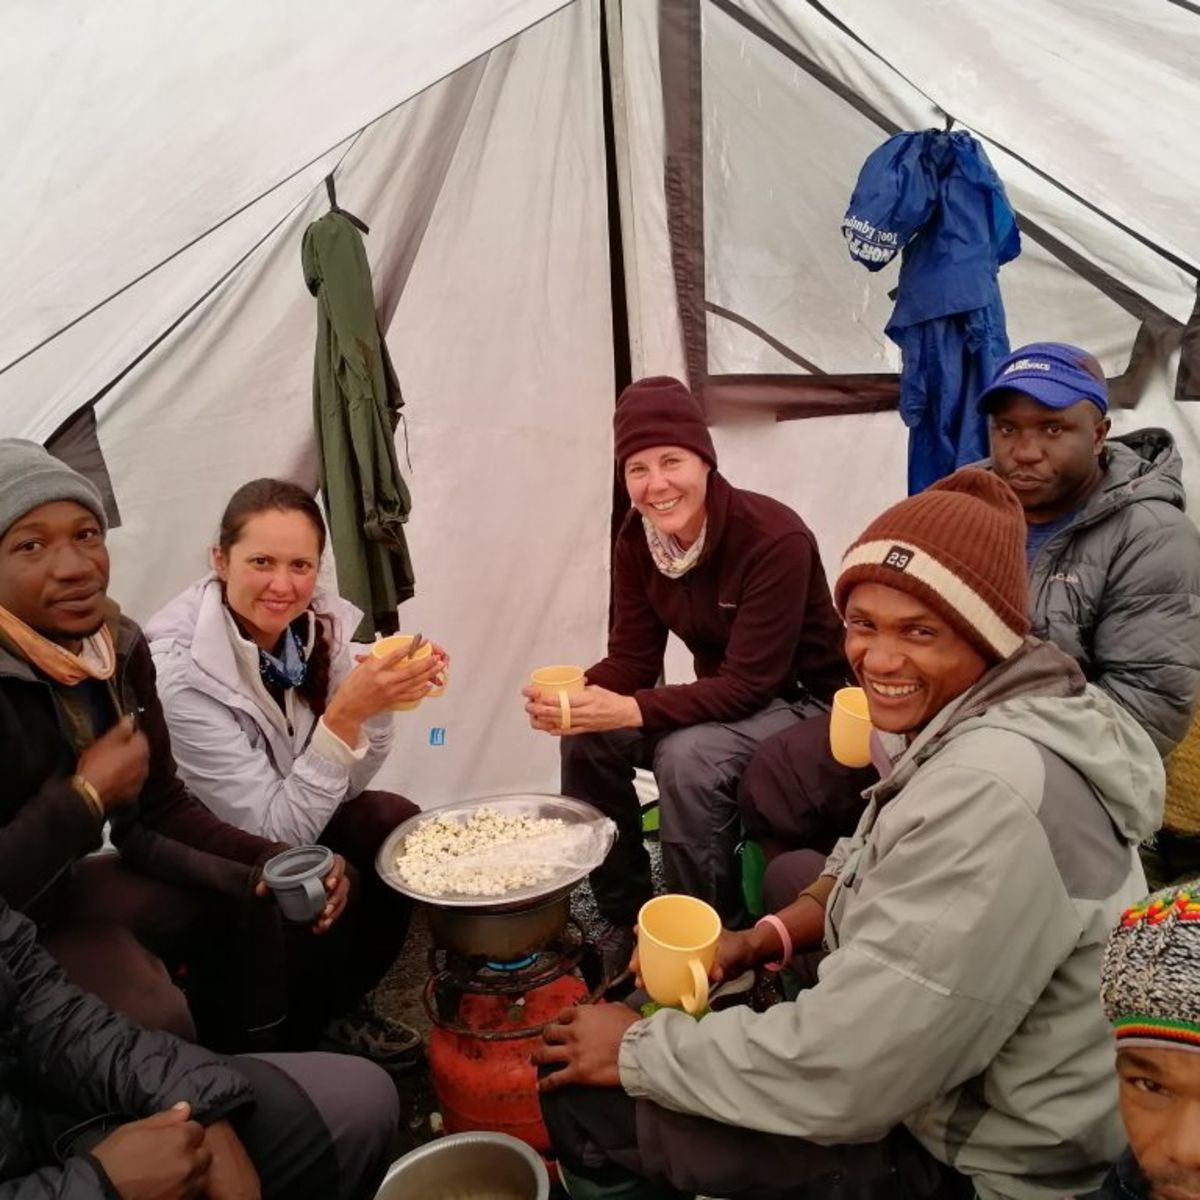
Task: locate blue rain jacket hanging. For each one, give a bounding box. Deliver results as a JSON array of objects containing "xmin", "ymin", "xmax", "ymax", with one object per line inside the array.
[{"xmin": 842, "ymin": 130, "xmax": 1020, "ymax": 493}]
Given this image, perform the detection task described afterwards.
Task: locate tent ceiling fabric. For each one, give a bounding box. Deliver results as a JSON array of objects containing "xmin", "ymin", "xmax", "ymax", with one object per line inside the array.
[
  {"xmin": 0, "ymin": 0, "xmax": 568, "ymax": 431},
  {"xmin": 819, "ymin": 0, "xmax": 1200, "ymax": 274}
]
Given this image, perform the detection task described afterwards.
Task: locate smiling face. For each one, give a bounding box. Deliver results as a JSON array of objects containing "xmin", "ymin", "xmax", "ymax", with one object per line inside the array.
[
  {"xmin": 213, "ymin": 508, "xmax": 322, "ymax": 651},
  {"xmin": 624, "ymin": 445, "xmax": 711, "ymax": 548},
  {"xmin": 0, "ymin": 500, "xmax": 109, "ymax": 649},
  {"xmin": 988, "ymin": 391, "xmax": 1109, "ymax": 524},
  {"xmin": 843, "ymin": 581, "xmax": 991, "ymax": 735},
  {"xmin": 1117, "ymin": 1046, "xmax": 1200, "ymax": 1200}
]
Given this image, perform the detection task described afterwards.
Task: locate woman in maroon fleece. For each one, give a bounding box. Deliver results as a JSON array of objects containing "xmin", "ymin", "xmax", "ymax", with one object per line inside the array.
[{"xmin": 524, "ymin": 376, "xmax": 848, "ymax": 968}]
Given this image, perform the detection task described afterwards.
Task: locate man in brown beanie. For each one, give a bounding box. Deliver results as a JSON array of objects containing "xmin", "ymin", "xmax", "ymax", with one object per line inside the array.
[
  {"xmin": 740, "ymin": 341, "xmax": 1200, "ymax": 884},
  {"xmin": 523, "ymin": 376, "xmax": 848, "ymax": 965},
  {"xmin": 534, "ymin": 467, "xmax": 1164, "ymax": 1200}
]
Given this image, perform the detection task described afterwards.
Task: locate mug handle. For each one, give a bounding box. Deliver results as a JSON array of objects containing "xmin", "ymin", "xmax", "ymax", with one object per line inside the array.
[
  {"xmin": 302, "ymin": 876, "xmax": 327, "ymax": 920},
  {"xmin": 428, "ymin": 667, "xmax": 447, "ymax": 699},
  {"xmin": 558, "ymin": 688, "xmax": 572, "ymax": 732},
  {"xmin": 681, "ymin": 958, "xmax": 709, "ymax": 1015}
]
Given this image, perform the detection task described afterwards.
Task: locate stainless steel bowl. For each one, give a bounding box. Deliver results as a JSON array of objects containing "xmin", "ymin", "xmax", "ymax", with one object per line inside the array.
[
  {"xmin": 374, "ymin": 1131, "xmax": 549, "ymax": 1200},
  {"xmin": 375, "ymin": 793, "xmax": 613, "ymax": 914}
]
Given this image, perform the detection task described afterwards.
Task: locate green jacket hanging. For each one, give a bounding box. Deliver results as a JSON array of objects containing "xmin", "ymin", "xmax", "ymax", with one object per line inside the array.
[{"xmin": 302, "ymin": 209, "xmax": 414, "ymax": 640}]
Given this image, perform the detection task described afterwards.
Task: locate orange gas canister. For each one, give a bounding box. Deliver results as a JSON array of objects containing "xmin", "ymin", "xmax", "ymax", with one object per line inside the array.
[{"xmin": 427, "ymin": 974, "xmax": 588, "ymax": 1153}]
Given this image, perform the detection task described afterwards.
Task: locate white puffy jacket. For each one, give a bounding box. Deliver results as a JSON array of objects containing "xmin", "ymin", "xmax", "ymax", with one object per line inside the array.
[{"xmin": 145, "ymin": 574, "xmax": 393, "ymax": 844}]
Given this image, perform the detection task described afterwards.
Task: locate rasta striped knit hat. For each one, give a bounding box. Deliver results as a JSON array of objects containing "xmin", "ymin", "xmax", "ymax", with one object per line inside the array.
[
  {"xmin": 1101, "ymin": 883, "xmax": 1200, "ymax": 1053},
  {"xmin": 834, "ymin": 467, "xmax": 1029, "ymax": 663}
]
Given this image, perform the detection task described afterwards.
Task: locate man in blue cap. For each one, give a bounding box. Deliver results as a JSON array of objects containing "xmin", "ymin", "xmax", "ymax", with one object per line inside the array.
[{"xmin": 979, "ymin": 341, "xmax": 1200, "ymax": 757}]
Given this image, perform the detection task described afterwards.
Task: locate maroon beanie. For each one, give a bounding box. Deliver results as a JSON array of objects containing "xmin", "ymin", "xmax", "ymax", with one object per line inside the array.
[
  {"xmin": 835, "ymin": 468, "xmax": 1029, "ymax": 663},
  {"xmin": 613, "ymin": 376, "xmax": 717, "ymax": 469}
]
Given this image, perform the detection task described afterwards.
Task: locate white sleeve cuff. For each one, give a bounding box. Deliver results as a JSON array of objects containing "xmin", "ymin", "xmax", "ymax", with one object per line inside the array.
[{"xmin": 312, "ymin": 717, "xmax": 370, "ymax": 765}]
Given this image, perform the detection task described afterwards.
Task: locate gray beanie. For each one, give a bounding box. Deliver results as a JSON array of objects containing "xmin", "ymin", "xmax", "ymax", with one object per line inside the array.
[
  {"xmin": 0, "ymin": 439, "xmax": 108, "ymax": 541},
  {"xmin": 1100, "ymin": 881, "xmax": 1200, "ymax": 1053}
]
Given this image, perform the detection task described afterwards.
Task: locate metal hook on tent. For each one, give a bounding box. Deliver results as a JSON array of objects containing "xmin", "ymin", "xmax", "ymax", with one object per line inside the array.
[{"xmin": 324, "ymin": 173, "xmax": 371, "ymax": 236}]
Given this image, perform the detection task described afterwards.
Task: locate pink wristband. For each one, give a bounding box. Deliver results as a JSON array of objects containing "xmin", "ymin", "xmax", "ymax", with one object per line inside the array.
[{"xmin": 755, "ymin": 914, "xmax": 793, "ymax": 973}]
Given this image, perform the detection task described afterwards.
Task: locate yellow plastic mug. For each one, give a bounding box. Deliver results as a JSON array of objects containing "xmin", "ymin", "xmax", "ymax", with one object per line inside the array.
[
  {"xmin": 636, "ymin": 894, "xmax": 721, "ymax": 1014},
  {"xmin": 372, "ymin": 635, "xmax": 445, "ymax": 711},
  {"xmin": 530, "ymin": 665, "xmax": 585, "ymax": 731},
  {"xmin": 829, "ymin": 686, "xmax": 872, "ymax": 768}
]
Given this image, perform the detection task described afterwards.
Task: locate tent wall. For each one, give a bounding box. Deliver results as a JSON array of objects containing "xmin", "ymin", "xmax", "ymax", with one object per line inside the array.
[{"xmin": 1, "ymin": 0, "xmax": 614, "ymax": 807}]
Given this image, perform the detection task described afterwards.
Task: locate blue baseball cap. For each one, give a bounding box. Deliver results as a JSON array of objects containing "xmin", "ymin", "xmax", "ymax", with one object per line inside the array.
[{"xmin": 978, "ymin": 342, "xmax": 1108, "ymax": 416}]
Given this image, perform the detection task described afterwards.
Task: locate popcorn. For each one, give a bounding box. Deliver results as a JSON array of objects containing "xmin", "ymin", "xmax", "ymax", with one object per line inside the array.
[{"xmin": 394, "ymin": 805, "xmax": 568, "ymax": 897}]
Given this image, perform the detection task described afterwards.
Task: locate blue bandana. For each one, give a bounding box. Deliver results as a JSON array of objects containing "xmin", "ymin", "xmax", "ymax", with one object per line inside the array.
[{"xmin": 258, "ymin": 620, "xmax": 308, "ymax": 690}]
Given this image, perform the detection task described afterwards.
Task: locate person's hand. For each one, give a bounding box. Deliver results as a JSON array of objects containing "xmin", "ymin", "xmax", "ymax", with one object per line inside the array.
[
  {"xmin": 522, "ymin": 685, "xmax": 642, "ymax": 736},
  {"xmin": 533, "ymin": 1004, "xmax": 641, "ymax": 1092},
  {"xmin": 77, "ymin": 715, "xmax": 150, "ymax": 811},
  {"xmin": 324, "ymin": 642, "xmax": 448, "ymax": 743},
  {"xmin": 254, "ymin": 852, "xmax": 349, "ymax": 934},
  {"xmin": 313, "ymin": 852, "xmax": 350, "ymax": 933},
  {"xmin": 90, "ymin": 1102, "xmax": 211, "ymax": 1199},
  {"xmin": 203, "ymin": 1119, "xmax": 261, "ymax": 1200},
  {"xmin": 711, "ymin": 927, "xmax": 767, "ymax": 984}
]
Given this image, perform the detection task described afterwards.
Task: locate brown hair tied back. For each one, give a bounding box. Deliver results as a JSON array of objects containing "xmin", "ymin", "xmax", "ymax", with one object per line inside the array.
[{"xmin": 218, "ymin": 479, "xmax": 334, "ymax": 716}]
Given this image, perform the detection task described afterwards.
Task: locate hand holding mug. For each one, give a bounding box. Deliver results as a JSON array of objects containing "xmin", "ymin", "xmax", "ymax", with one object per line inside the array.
[
  {"xmin": 523, "ymin": 672, "xmax": 642, "ymax": 736},
  {"xmin": 255, "ymin": 846, "xmax": 350, "ymax": 934}
]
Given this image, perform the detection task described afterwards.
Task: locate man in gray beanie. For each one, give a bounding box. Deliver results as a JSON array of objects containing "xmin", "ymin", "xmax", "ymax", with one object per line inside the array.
[
  {"xmin": 1082, "ymin": 883, "xmax": 1200, "ymax": 1198},
  {"xmin": 0, "ymin": 438, "xmax": 411, "ymax": 1200},
  {"xmin": 0, "ymin": 439, "xmax": 344, "ymax": 1046}
]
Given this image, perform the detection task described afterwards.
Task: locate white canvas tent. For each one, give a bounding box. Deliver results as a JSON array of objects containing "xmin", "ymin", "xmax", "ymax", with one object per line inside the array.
[{"xmin": 3, "ymin": 0, "xmax": 1199, "ymax": 805}]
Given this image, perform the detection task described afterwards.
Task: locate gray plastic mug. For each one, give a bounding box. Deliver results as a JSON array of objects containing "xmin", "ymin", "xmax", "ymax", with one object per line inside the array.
[{"xmin": 261, "ymin": 845, "xmax": 333, "ymax": 923}]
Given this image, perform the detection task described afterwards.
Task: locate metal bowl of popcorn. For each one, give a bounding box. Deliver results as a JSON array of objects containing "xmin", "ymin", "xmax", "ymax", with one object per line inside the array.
[{"xmin": 376, "ymin": 793, "xmax": 616, "ymax": 948}]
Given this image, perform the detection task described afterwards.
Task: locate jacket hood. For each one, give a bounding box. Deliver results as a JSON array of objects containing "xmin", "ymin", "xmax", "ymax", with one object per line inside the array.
[
  {"xmin": 876, "ymin": 638, "xmax": 1164, "ymax": 844},
  {"xmin": 1087, "ymin": 428, "xmax": 1184, "ymax": 517}
]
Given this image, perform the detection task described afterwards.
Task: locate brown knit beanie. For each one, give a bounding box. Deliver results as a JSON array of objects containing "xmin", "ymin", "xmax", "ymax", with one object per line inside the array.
[
  {"xmin": 613, "ymin": 376, "xmax": 717, "ymax": 470},
  {"xmin": 835, "ymin": 468, "xmax": 1029, "ymax": 663}
]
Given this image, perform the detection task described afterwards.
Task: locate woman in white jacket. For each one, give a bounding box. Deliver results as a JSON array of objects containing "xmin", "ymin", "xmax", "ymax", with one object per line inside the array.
[{"xmin": 147, "ymin": 478, "xmax": 446, "ymax": 1056}]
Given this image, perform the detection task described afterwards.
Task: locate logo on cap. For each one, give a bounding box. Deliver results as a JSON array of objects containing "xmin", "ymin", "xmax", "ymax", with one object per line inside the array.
[
  {"xmin": 883, "ymin": 545, "xmax": 914, "ymax": 571},
  {"xmin": 1003, "ymin": 358, "xmax": 1052, "ymax": 375}
]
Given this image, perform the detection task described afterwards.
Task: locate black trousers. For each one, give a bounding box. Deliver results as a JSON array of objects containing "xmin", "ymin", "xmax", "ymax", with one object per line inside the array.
[
  {"xmin": 43, "ymin": 788, "xmax": 417, "ymax": 1050},
  {"xmin": 739, "ymin": 713, "xmax": 877, "ymax": 860},
  {"xmin": 540, "ymin": 1075, "xmax": 973, "ymax": 1200}
]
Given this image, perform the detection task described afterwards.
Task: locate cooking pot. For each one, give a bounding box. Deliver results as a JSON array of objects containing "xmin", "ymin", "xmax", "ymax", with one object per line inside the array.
[
  {"xmin": 425, "ymin": 889, "xmax": 572, "ymax": 960},
  {"xmin": 374, "ymin": 1131, "xmax": 549, "ymax": 1199}
]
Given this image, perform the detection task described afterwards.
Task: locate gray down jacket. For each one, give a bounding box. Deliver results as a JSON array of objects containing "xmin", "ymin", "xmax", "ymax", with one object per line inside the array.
[
  {"xmin": 0, "ymin": 899, "xmax": 252, "ymax": 1198},
  {"xmin": 1020, "ymin": 428, "xmax": 1200, "ymax": 756}
]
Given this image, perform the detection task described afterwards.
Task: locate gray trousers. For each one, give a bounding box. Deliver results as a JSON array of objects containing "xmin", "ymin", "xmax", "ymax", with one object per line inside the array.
[
  {"xmin": 42, "ymin": 1052, "xmax": 399, "ymax": 1200},
  {"xmin": 561, "ymin": 700, "xmax": 811, "ymax": 926}
]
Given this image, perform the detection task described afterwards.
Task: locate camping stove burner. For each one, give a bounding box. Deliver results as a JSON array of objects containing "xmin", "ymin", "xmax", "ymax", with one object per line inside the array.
[
  {"xmin": 423, "ymin": 919, "xmax": 603, "ymax": 1038},
  {"xmin": 485, "ymin": 953, "xmax": 540, "ymax": 972}
]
